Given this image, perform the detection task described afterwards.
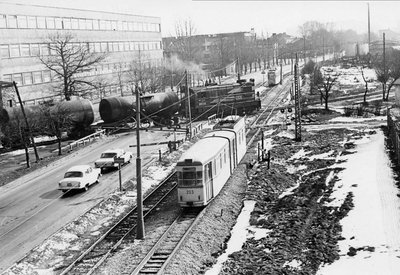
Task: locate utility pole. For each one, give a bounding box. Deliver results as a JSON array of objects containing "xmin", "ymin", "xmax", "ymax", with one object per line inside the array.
[
  {"xmin": 368, "ymin": 3, "xmax": 371, "ymax": 53},
  {"xmin": 237, "ymin": 57, "xmax": 241, "ymax": 80},
  {"xmin": 135, "ymin": 85, "xmax": 145, "ymax": 239},
  {"xmin": 322, "ymin": 35, "xmax": 325, "ymax": 62},
  {"xmin": 294, "ymin": 54, "xmax": 302, "ymax": 142},
  {"xmin": 383, "ymin": 32, "xmax": 386, "ymax": 100},
  {"xmin": 13, "ymin": 81, "xmax": 40, "ymax": 162},
  {"xmin": 185, "ymin": 70, "xmax": 192, "ymax": 139}
]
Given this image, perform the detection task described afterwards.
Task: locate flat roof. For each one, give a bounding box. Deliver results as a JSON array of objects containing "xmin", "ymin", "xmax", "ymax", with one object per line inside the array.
[
  {"xmin": 0, "ymin": 1, "xmax": 160, "ymax": 21},
  {"xmin": 178, "ymin": 137, "xmax": 228, "ymax": 165}
]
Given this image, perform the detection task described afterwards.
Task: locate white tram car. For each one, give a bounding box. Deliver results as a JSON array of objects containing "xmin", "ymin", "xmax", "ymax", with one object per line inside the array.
[
  {"xmin": 176, "ymin": 115, "xmax": 246, "ymax": 207},
  {"xmin": 267, "ymin": 68, "xmax": 281, "ymax": 86}
]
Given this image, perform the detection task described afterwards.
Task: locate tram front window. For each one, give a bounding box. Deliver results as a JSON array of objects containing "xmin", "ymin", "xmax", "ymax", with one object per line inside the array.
[{"xmin": 178, "ymin": 170, "xmax": 202, "ymax": 186}]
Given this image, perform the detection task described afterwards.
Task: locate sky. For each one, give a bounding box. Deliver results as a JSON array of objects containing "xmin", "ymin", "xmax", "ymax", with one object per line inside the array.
[{"xmin": 2, "ymin": 0, "xmax": 400, "ymax": 37}]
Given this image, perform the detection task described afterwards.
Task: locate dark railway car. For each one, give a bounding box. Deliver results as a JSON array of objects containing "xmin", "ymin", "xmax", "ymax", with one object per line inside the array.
[
  {"xmin": 0, "ymin": 99, "xmax": 95, "ymax": 126},
  {"xmin": 99, "ymin": 91, "xmax": 180, "ymax": 126},
  {"xmin": 180, "ymin": 80, "xmax": 261, "ymax": 120},
  {"xmin": 0, "ymin": 99, "xmax": 95, "ymax": 146}
]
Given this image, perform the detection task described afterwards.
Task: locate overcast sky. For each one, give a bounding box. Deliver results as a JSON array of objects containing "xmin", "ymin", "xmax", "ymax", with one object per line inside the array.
[{"xmin": 3, "ymin": 0, "xmax": 400, "ymax": 37}]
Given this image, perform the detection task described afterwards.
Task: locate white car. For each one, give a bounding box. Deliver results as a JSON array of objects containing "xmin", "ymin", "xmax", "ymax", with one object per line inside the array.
[
  {"xmin": 59, "ymin": 165, "xmax": 101, "ymax": 192},
  {"xmin": 94, "ymin": 148, "xmax": 133, "ymax": 171}
]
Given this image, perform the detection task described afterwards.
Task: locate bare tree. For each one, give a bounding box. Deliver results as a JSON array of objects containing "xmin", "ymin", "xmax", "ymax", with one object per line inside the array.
[
  {"xmin": 127, "ymin": 50, "xmax": 164, "ymax": 94},
  {"xmin": 174, "ymin": 18, "xmax": 197, "ymax": 61},
  {"xmin": 38, "ymin": 33, "xmax": 106, "ymax": 100},
  {"xmin": 314, "ymin": 66, "xmax": 339, "ymax": 110},
  {"xmin": 358, "ymin": 66, "xmax": 370, "ymax": 103},
  {"xmin": 39, "ymin": 103, "xmax": 73, "ymax": 155}
]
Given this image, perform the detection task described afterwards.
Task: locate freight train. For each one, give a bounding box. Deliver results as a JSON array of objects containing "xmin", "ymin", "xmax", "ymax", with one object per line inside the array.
[
  {"xmin": 0, "ymin": 99, "xmax": 95, "ymax": 143},
  {"xmin": 180, "ymin": 79, "xmax": 261, "ymax": 120},
  {"xmin": 176, "ymin": 115, "xmax": 246, "ymax": 207},
  {"xmin": 0, "ymin": 80, "xmax": 260, "ymax": 147},
  {"xmin": 99, "ymin": 90, "xmax": 180, "ymax": 127}
]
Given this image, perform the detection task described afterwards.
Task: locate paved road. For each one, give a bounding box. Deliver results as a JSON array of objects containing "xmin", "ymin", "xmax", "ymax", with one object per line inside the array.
[{"xmin": 0, "ymin": 129, "xmax": 185, "ymax": 272}]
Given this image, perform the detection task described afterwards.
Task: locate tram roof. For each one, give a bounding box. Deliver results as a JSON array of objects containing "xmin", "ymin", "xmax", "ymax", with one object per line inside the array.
[{"xmin": 177, "ymin": 136, "xmax": 229, "ymax": 165}]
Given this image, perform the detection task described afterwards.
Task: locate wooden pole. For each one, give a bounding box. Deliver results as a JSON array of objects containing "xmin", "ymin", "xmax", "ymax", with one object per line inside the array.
[
  {"xmin": 13, "ymin": 81, "xmax": 40, "ymax": 162},
  {"xmin": 136, "ymin": 85, "xmax": 145, "ymax": 239}
]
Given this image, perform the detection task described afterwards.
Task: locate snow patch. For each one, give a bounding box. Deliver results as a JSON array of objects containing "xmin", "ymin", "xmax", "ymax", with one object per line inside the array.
[{"xmin": 205, "ymin": 200, "xmax": 256, "ymax": 275}]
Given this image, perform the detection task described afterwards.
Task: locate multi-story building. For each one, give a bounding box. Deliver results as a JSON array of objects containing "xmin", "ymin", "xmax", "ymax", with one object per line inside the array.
[{"xmin": 0, "ymin": 2, "xmax": 163, "ymax": 104}]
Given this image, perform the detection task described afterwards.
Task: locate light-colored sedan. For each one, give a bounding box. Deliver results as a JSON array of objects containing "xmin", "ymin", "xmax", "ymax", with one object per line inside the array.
[{"xmin": 58, "ymin": 165, "xmax": 101, "ymax": 192}]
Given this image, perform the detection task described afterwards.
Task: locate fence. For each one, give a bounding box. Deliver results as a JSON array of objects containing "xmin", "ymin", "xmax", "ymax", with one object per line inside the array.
[
  {"xmin": 387, "ymin": 108, "xmax": 400, "ymax": 166},
  {"xmin": 61, "ymin": 129, "xmax": 106, "ymax": 152}
]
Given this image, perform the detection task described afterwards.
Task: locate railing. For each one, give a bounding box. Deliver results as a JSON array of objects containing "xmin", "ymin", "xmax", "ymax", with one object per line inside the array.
[{"xmin": 61, "ymin": 130, "xmax": 106, "ymax": 152}]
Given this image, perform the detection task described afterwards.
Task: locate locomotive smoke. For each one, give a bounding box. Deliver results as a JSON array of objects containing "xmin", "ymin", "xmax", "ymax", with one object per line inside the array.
[{"xmin": 165, "ymin": 54, "xmax": 207, "ymax": 84}]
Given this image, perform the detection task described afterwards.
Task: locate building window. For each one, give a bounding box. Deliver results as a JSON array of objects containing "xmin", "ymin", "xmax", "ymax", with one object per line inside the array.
[
  {"xmin": 129, "ymin": 41, "xmax": 134, "ymax": 51},
  {"xmin": 105, "ymin": 20, "xmax": 111, "ymax": 30},
  {"xmin": 8, "ymin": 15, "xmax": 17, "ymax": 28},
  {"xmin": 27, "ymin": 16, "xmax": 37, "ymax": 28},
  {"xmin": 122, "ymin": 21, "xmax": 128, "ymax": 31},
  {"xmin": 111, "ymin": 20, "xmax": 117, "ymax": 30},
  {"xmin": 13, "ymin": 73, "xmax": 22, "ymax": 85},
  {"xmin": 88, "ymin": 43, "xmax": 95, "ymax": 52},
  {"xmin": 42, "ymin": 71, "xmax": 51, "ymax": 82},
  {"xmin": 49, "ymin": 44, "xmax": 57, "ymax": 55},
  {"xmin": 100, "ymin": 42, "xmax": 108, "ymax": 52},
  {"xmin": 63, "ymin": 18, "xmax": 71, "ymax": 29},
  {"xmin": 10, "ymin": 45, "xmax": 20, "ymax": 57},
  {"xmin": 128, "ymin": 22, "xmax": 133, "ymax": 31},
  {"xmin": 0, "ymin": 45, "xmax": 9, "ymax": 58},
  {"xmin": 93, "ymin": 19, "xmax": 99, "ymax": 30},
  {"xmin": 71, "ymin": 18, "xmax": 78, "ymax": 29},
  {"xmin": 86, "ymin": 19, "xmax": 93, "ymax": 30},
  {"xmin": 46, "ymin": 17, "xmax": 55, "ymax": 29},
  {"xmin": 17, "ymin": 16, "xmax": 27, "ymax": 28},
  {"xmin": 0, "ymin": 15, "xmax": 6, "ymax": 28},
  {"xmin": 40, "ymin": 44, "xmax": 49, "ymax": 56},
  {"xmin": 20, "ymin": 44, "xmax": 30, "ymax": 57},
  {"xmin": 36, "ymin": 17, "xmax": 46, "ymax": 28},
  {"xmin": 55, "ymin": 17, "xmax": 62, "ymax": 29},
  {"xmin": 78, "ymin": 18, "xmax": 86, "ymax": 30},
  {"xmin": 3, "ymin": 74, "xmax": 12, "ymax": 82},
  {"xmin": 23, "ymin": 72, "xmax": 33, "ymax": 85},
  {"xmin": 94, "ymin": 42, "xmax": 101, "ymax": 52},
  {"xmin": 113, "ymin": 42, "xmax": 119, "ymax": 51},
  {"xmin": 119, "ymin": 42, "xmax": 124, "ymax": 51},
  {"xmin": 124, "ymin": 42, "xmax": 129, "ymax": 51},
  {"xmin": 32, "ymin": 71, "xmax": 42, "ymax": 84},
  {"xmin": 30, "ymin": 44, "xmax": 39, "ymax": 56},
  {"xmin": 99, "ymin": 20, "xmax": 106, "ymax": 30}
]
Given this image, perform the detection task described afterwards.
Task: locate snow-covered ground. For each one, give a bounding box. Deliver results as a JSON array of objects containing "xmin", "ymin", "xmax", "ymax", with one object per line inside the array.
[
  {"xmin": 204, "ymin": 116, "xmax": 400, "ymax": 275},
  {"xmin": 317, "ymin": 128, "xmax": 400, "ymax": 275}
]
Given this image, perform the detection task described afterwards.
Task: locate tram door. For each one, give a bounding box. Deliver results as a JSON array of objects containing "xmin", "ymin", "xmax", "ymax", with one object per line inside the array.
[{"xmin": 205, "ymin": 162, "xmax": 214, "ymax": 201}]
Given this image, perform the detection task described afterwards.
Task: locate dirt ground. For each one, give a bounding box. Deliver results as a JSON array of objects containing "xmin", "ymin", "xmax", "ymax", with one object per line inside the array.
[{"xmin": 163, "ymin": 109, "xmax": 387, "ymax": 275}]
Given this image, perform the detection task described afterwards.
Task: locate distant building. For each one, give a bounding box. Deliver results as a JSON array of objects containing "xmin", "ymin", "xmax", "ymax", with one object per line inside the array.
[
  {"xmin": 163, "ymin": 31, "xmax": 255, "ymax": 73},
  {"xmin": 378, "ymin": 29, "xmax": 400, "ymax": 42},
  {"xmin": 0, "ymin": 2, "xmax": 163, "ymax": 104},
  {"xmin": 369, "ymin": 40, "xmax": 400, "ymax": 58}
]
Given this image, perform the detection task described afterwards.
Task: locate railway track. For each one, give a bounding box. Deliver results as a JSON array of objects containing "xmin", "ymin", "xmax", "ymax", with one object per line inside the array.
[
  {"xmin": 130, "ymin": 207, "xmax": 203, "ymax": 275},
  {"xmin": 60, "ymin": 173, "xmax": 178, "ymax": 275},
  {"xmin": 246, "ymin": 75, "xmax": 294, "ymax": 146}
]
